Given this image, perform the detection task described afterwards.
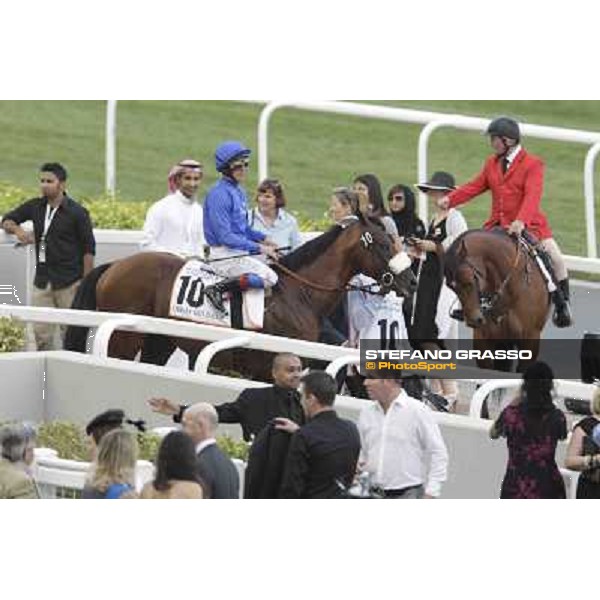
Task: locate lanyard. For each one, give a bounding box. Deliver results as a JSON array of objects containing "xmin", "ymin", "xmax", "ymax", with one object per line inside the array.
[{"xmin": 42, "ymin": 203, "xmax": 60, "ymax": 240}]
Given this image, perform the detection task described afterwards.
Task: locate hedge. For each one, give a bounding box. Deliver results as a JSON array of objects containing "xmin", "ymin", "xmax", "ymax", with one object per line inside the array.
[{"xmin": 0, "ymin": 181, "xmax": 330, "ymax": 232}]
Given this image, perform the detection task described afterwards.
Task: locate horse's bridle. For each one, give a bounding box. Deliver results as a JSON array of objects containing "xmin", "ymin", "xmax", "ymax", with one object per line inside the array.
[
  {"xmin": 359, "ymin": 229, "xmax": 405, "ymax": 294},
  {"xmin": 457, "ymin": 238, "xmax": 522, "ymax": 322},
  {"xmin": 273, "ymin": 223, "xmax": 406, "ymax": 295}
]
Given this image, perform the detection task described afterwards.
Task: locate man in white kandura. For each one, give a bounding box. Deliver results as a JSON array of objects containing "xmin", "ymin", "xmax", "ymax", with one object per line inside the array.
[{"xmin": 140, "ymin": 159, "xmax": 205, "ymax": 257}]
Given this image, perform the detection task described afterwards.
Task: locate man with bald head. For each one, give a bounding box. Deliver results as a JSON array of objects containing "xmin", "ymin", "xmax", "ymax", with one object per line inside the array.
[
  {"xmin": 149, "ymin": 352, "xmax": 305, "ymax": 442},
  {"xmin": 181, "ymin": 402, "xmax": 239, "ymax": 499}
]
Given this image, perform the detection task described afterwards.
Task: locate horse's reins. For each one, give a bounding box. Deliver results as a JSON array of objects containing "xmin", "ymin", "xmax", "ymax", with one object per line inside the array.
[
  {"xmin": 464, "ymin": 235, "xmax": 523, "ymax": 318},
  {"xmin": 493, "ymin": 236, "xmax": 523, "ymax": 301},
  {"xmin": 272, "ymin": 261, "xmax": 383, "ymax": 295}
]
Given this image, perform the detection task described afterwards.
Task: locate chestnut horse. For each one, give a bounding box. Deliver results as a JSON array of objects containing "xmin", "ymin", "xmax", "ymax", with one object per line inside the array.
[
  {"xmin": 65, "ymin": 215, "xmax": 416, "ymax": 379},
  {"xmin": 444, "ymin": 228, "xmax": 550, "ymax": 372}
]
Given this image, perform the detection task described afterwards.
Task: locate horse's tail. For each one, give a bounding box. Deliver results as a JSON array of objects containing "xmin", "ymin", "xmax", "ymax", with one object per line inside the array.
[{"xmin": 63, "ymin": 263, "xmax": 113, "ymax": 352}]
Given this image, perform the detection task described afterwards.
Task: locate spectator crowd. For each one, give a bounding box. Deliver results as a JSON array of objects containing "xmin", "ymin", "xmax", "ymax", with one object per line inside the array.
[{"xmin": 2, "ymin": 353, "xmax": 599, "ymax": 500}]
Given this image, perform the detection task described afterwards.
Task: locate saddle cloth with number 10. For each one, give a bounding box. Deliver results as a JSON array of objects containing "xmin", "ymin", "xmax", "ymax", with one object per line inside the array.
[{"xmin": 168, "ymin": 260, "xmax": 264, "ymax": 330}]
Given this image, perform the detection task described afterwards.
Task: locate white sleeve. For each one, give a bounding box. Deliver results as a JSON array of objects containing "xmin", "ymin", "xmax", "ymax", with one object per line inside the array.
[
  {"xmin": 140, "ymin": 203, "xmax": 163, "ymax": 251},
  {"xmin": 418, "ymin": 410, "xmax": 449, "ymax": 497},
  {"xmin": 382, "ymin": 215, "xmax": 399, "ymax": 237},
  {"xmin": 442, "ymin": 209, "xmax": 468, "ymax": 251},
  {"xmin": 347, "ymin": 290, "xmax": 371, "ymax": 346}
]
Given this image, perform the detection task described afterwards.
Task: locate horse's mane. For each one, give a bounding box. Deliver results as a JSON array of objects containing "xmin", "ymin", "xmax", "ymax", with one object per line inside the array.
[
  {"xmin": 444, "ymin": 228, "xmax": 515, "ymax": 276},
  {"xmin": 279, "ymin": 224, "xmax": 346, "ymax": 271}
]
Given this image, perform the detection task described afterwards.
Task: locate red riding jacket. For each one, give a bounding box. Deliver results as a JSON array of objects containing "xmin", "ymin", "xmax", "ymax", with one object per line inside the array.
[{"xmin": 447, "ymin": 148, "xmax": 553, "ymax": 240}]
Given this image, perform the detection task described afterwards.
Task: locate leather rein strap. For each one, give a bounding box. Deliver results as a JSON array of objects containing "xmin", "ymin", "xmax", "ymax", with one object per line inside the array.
[{"xmin": 273, "ymin": 262, "xmax": 384, "ymax": 295}]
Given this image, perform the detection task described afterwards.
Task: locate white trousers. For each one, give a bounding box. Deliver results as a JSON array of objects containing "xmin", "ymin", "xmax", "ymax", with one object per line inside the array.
[{"xmin": 207, "ymin": 246, "xmax": 278, "ymax": 287}]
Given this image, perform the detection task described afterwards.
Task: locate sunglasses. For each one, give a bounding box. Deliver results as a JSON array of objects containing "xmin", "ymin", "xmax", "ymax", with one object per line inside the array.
[
  {"xmin": 389, "ymin": 195, "xmax": 405, "ymax": 202},
  {"xmin": 230, "ymin": 160, "xmax": 250, "ymax": 170}
]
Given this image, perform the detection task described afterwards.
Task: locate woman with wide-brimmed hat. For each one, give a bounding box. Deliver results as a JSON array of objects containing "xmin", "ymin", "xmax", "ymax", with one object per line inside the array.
[
  {"xmin": 403, "ymin": 172, "xmax": 467, "ymax": 347},
  {"xmin": 402, "ymin": 172, "xmax": 467, "ymax": 410}
]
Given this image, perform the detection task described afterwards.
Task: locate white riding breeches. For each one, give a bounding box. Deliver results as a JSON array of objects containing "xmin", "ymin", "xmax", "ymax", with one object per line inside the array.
[
  {"xmin": 539, "ymin": 237, "xmax": 568, "ymax": 282},
  {"xmin": 207, "ymin": 246, "xmax": 279, "ymax": 287}
]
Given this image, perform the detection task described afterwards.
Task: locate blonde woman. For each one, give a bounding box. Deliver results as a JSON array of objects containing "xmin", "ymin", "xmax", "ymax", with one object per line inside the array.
[
  {"xmin": 82, "ymin": 429, "xmax": 139, "ymax": 499},
  {"xmin": 565, "ymin": 388, "xmax": 600, "ymax": 499}
]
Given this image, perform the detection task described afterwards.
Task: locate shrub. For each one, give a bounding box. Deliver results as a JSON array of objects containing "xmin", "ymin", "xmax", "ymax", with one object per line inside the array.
[
  {"xmin": 216, "ymin": 434, "xmax": 250, "ymax": 462},
  {"xmin": 0, "ymin": 317, "xmax": 26, "ymax": 353},
  {"xmin": 37, "ymin": 421, "xmax": 90, "ymax": 461},
  {"xmin": 136, "ymin": 431, "xmax": 162, "ymax": 463},
  {"xmin": 0, "ymin": 181, "xmax": 328, "ymax": 233}
]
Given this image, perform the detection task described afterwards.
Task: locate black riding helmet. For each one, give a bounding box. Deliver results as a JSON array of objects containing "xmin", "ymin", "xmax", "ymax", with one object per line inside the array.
[{"xmin": 486, "ymin": 117, "xmax": 520, "ymax": 142}]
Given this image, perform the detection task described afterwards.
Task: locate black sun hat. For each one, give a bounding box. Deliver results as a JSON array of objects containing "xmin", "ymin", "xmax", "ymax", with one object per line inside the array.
[{"xmin": 415, "ymin": 171, "xmax": 456, "ymax": 193}]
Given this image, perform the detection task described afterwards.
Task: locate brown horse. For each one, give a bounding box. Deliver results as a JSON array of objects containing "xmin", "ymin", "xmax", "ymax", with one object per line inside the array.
[
  {"xmin": 444, "ymin": 228, "xmax": 550, "ymax": 372},
  {"xmin": 65, "ymin": 215, "xmax": 416, "ymax": 379}
]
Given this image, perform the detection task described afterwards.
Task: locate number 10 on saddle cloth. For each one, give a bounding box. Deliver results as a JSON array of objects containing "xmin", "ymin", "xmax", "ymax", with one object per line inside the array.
[{"xmin": 168, "ymin": 260, "xmax": 264, "ymax": 330}]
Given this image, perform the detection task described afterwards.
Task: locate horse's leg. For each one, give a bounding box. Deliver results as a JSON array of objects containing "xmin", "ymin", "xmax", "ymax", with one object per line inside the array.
[
  {"xmin": 140, "ymin": 334, "xmax": 177, "ymax": 366},
  {"xmin": 473, "ymin": 334, "xmax": 495, "ymax": 371},
  {"xmin": 174, "ymin": 338, "xmax": 210, "ymax": 372},
  {"xmin": 516, "ymin": 337, "xmax": 540, "ymax": 372},
  {"xmin": 108, "ymin": 331, "xmax": 144, "ymax": 361},
  {"xmin": 493, "ymin": 340, "xmax": 515, "ymax": 373}
]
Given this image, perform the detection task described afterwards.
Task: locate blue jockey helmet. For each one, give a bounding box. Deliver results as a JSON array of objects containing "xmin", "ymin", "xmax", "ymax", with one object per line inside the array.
[{"xmin": 215, "ymin": 141, "xmax": 252, "ymax": 172}]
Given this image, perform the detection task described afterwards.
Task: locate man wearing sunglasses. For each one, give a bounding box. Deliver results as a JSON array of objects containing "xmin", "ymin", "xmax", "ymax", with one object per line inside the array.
[{"xmin": 202, "ymin": 141, "xmax": 279, "ymax": 315}]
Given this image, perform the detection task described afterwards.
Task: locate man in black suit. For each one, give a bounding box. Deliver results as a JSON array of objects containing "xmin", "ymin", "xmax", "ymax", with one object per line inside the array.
[
  {"xmin": 276, "ymin": 371, "xmax": 361, "ymax": 499},
  {"xmin": 181, "ymin": 403, "xmax": 239, "ymax": 499},
  {"xmin": 148, "ymin": 353, "xmax": 305, "ymax": 441}
]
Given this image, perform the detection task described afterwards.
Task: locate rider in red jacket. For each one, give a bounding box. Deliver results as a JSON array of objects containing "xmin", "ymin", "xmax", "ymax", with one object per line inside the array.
[{"xmin": 442, "ymin": 117, "xmax": 572, "ymax": 328}]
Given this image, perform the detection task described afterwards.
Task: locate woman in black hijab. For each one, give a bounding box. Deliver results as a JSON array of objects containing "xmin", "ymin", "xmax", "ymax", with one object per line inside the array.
[{"xmin": 387, "ymin": 184, "xmax": 425, "ymax": 240}]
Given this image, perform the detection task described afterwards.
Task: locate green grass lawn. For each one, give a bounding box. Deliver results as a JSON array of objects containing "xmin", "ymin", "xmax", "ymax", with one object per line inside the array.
[{"xmin": 1, "ymin": 100, "xmax": 599, "ymax": 255}]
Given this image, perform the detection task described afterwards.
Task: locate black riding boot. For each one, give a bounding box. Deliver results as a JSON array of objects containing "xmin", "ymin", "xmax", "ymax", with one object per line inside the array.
[
  {"xmin": 203, "ymin": 278, "xmax": 244, "ymax": 314},
  {"xmin": 552, "ymin": 278, "xmax": 573, "ymax": 328}
]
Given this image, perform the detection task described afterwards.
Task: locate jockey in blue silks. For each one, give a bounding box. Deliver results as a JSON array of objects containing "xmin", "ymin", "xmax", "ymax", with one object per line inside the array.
[{"xmin": 202, "ymin": 141, "xmax": 279, "ymax": 313}]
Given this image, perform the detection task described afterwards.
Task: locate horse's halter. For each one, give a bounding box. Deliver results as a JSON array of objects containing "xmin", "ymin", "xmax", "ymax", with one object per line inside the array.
[{"xmin": 273, "ymin": 222, "xmax": 409, "ymax": 295}]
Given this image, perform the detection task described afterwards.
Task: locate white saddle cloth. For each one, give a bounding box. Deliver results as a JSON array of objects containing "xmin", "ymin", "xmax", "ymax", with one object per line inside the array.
[{"xmin": 169, "ymin": 260, "xmax": 264, "ymax": 330}]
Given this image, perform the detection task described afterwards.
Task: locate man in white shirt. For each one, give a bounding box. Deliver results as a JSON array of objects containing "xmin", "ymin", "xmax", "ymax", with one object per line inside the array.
[
  {"xmin": 358, "ymin": 375, "xmax": 448, "ymax": 498},
  {"xmin": 140, "ymin": 159, "xmax": 205, "ymax": 257}
]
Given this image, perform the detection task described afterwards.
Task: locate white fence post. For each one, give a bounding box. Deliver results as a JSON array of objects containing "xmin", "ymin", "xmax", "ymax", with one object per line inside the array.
[
  {"xmin": 194, "ymin": 336, "xmax": 252, "ymax": 375},
  {"xmin": 584, "ymin": 142, "xmax": 600, "ymax": 258},
  {"xmin": 92, "ymin": 316, "xmax": 143, "ymax": 358},
  {"xmin": 105, "ymin": 100, "xmax": 118, "ymax": 197}
]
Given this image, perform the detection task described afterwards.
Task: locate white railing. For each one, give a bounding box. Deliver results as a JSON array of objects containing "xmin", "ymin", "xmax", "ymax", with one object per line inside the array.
[
  {"xmin": 469, "ymin": 378, "xmax": 595, "ymax": 418},
  {"xmin": 33, "ymin": 448, "xmax": 154, "ymax": 498},
  {"xmin": 256, "ymin": 100, "xmax": 600, "ymax": 262},
  {"xmin": 33, "ymin": 447, "xmax": 246, "ymax": 499},
  {"xmin": 105, "ymin": 100, "xmax": 118, "ymax": 197},
  {"xmin": 0, "ymin": 304, "xmax": 359, "ymax": 376}
]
